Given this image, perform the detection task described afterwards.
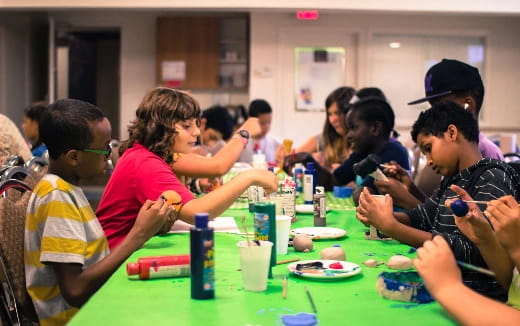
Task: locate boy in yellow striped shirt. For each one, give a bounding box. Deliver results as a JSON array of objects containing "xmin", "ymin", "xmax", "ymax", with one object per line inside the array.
[{"xmin": 24, "ymin": 99, "xmax": 172, "ymax": 325}]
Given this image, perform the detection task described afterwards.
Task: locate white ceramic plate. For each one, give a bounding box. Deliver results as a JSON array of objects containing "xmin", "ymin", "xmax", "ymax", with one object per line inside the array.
[
  {"xmin": 295, "ymin": 204, "xmax": 331, "ymax": 214},
  {"xmin": 288, "ymin": 260, "xmax": 361, "ymax": 279},
  {"xmin": 291, "ymin": 227, "xmax": 347, "ymax": 240}
]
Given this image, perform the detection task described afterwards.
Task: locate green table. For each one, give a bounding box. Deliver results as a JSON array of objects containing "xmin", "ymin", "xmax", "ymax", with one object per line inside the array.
[{"xmin": 69, "ymin": 203, "xmax": 456, "ymax": 325}]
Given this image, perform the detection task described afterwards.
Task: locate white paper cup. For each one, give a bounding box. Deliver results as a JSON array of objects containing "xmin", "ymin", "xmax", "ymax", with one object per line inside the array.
[
  {"xmin": 237, "ymin": 240, "xmax": 273, "ymax": 291},
  {"xmin": 370, "ymin": 195, "xmax": 386, "ymax": 238},
  {"xmin": 275, "ymin": 215, "xmax": 292, "ymax": 255}
]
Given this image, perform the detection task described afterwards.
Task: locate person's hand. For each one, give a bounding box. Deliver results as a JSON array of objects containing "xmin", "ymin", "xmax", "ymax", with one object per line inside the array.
[
  {"xmin": 381, "ymin": 161, "xmax": 412, "ymax": 188},
  {"xmin": 484, "ymin": 195, "xmax": 520, "ymax": 252},
  {"xmin": 283, "ymin": 152, "xmax": 313, "ymax": 175},
  {"xmin": 130, "ymin": 198, "xmax": 171, "ymax": 242},
  {"xmin": 156, "ymin": 210, "xmax": 178, "ymax": 235},
  {"xmin": 375, "ymin": 177, "xmax": 408, "ymax": 194},
  {"xmin": 375, "ymin": 177, "xmax": 423, "ymax": 210},
  {"xmin": 414, "ymin": 236, "xmax": 462, "ymax": 297},
  {"xmin": 238, "ymin": 117, "xmax": 261, "ymax": 139},
  {"xmin": 275, "ymin": 145, "xmax": 286, "ymax": 166},
  {"xmin": 356, "ymin": 187, "xmax": 395, "ymax": 232},
  {"xmin": 250, "ymin": 169, "xmax": 278, "ymax": 194},
  {"xmin": 446, "ymin": 185, "xmax": 494, "ymax": 245},
  {"xmin": 198, "ymin": 177, "xmax": 221, "ymax": 192}
]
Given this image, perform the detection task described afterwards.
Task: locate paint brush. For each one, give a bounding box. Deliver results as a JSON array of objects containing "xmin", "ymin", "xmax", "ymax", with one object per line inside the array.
[
  {"xmin": 282, "ymin": 276, "xmax": 288, "ymax": 299},
  {"xmin": 463, "ymin": 200, "xmax": 489, "ymax": 205},
  {"xmin": 276, "ymin": 258, "xmax": 300, "ymax": 265},
  {"xmin": 304, "ymin": 286, "xmax": 317, "ymax": 314},
  {"xmin": 456, "ymin": 261, "xmax": 496, "ymax": 277},
  {"xmin": 240, "ymin": 215, "xmax": 254, "ymax": 247}
]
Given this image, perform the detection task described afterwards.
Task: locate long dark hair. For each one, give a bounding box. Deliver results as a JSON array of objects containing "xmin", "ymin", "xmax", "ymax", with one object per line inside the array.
[
  {"xmin": 322, "ymin": 86, "xmax": 356, "ymax": 165},
  {"xmin": 123, "ymin": 87, "xmax": 201, "ymax": 164}
]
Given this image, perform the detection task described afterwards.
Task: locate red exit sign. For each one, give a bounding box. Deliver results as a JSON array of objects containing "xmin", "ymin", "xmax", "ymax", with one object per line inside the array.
[{"xmin": 296, "ymin": 10, "xmax": 319, "ymax": 20}]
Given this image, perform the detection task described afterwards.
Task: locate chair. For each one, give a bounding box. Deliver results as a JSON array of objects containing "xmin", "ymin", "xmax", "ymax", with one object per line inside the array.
[
  {"xmin": 1, "ymin": 167, "xmax": 30, "ymax": 184},
  {"xmin": 24, "ymin": 158, "xmax": 48, "ymax": 175},
  {"xmin": 2, "ymin": 156, "xmax": 25, "ymax": 168},
  {"xmin": 0, "ymin": 170, "xmax": 42, "ymax": 324}
]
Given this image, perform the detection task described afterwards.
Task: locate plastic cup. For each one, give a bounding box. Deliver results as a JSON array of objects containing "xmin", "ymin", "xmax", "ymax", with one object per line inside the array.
[
  {"xmin": 237, "ymin": 240, "xmax": 273, "ymax": 291},
  {"xmin": 275, "ymin": 215, "xmax": 292, "ymax": 255},
  {"xmin": 370, "ymin": 195, "xmax": 385, "ymax": 238}
]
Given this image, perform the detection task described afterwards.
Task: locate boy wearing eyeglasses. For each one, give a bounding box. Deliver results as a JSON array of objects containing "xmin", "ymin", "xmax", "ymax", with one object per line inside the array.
[{"xmin": 24, "ymin": 99, "xmax": 171, "ymax": 325}]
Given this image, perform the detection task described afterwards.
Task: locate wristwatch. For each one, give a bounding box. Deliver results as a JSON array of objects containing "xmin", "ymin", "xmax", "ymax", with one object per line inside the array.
[{"xmin": 234, "ymin": 129, "xmax": 249, "ymax": 148}]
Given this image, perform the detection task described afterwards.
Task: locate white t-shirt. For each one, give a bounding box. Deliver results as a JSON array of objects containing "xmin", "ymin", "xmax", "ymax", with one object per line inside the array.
[{"xmin": 239, "ymin": 135, "xmax": 280, "ymax": 164}]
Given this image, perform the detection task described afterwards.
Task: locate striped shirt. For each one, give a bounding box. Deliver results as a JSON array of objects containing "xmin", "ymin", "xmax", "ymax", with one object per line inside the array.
[
  {"xmin": 25, "ymin": 174, "xmax": 109, "ymax": 325},
  {"xmin": 406, "ymin": 158, "xmax": 520, "ymax": 300}
]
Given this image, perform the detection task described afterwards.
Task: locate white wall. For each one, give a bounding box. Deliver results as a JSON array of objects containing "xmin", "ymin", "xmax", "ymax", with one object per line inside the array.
[
  {"xmin": 1, "ymin": 10, "xmax": 520, "ymax": 145},
  {"xmin": 0, "ymin": 14, "xmax": 31, "ymax": 127},
  {"xmin": 3, "ymin": 0, "xmax": 520, "ymax": 15},
  {"xmin": 249, "ymin": 12, "xmax": 520, "ymax": 147}
]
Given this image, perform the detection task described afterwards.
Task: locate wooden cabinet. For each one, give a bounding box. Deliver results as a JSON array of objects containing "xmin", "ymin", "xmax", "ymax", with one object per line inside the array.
[{"xmin": 156, "ymin": 15, "xmax": 249, "ymax": 90}]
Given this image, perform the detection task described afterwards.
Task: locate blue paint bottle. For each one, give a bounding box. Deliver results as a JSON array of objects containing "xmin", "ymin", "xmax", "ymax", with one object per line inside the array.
[
  {"xmin": 190, "ymin": 213, "xmax": 215, "ymax": 299},
  {"xmin": 293, "ymin": 163, "xmax": 304, "ymax": 194}
]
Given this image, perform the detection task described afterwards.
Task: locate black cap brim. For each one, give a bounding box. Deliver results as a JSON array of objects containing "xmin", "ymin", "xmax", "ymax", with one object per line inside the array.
[{"xmin": 407, "ymin": 90, "xmax": 453, "ymax": 105}]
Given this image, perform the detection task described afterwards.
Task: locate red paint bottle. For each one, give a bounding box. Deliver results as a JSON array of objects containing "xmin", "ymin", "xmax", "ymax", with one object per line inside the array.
[{"xmin": 126, "ymin": 254, "xmax": 190, "ymax": 280}]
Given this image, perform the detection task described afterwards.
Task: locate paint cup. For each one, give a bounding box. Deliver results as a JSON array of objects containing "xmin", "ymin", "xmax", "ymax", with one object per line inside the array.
[
  {"xmin": 283, "ymin": 139, "xmax": 293, "ymax": 153},
  {"xmin": 275, "ymin": 215, "xmax": 292, "ymax": 255},
  {"xmin": 370, "ymin": 195, "xmax": 385, "ymax": 238},
  {"xmin": 237, "ymin": 240, "xmax": 273, "ymax": 291}
]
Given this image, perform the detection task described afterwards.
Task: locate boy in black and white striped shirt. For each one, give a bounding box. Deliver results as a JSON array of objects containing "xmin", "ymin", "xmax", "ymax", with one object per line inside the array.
[{"xmin": 356, "ymin": 101, "xmax": 520, "ymax": 301}]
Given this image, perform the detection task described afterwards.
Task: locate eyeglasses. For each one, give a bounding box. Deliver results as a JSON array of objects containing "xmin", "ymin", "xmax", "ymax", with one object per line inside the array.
[{"xmin": 81, "ymin": 144, "xmax": 112, "ymax": 158}]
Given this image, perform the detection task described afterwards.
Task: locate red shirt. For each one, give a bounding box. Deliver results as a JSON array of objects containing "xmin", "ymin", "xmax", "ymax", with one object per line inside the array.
[{"xmin": 97, "ymin": 143, "xmax": 194, "ymax": 248}]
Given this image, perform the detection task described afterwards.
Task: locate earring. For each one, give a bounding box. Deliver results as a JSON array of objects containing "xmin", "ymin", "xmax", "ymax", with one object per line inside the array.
[{"xmin": 463, "ymin": 103, "xmax": 469, "ymax": 109}]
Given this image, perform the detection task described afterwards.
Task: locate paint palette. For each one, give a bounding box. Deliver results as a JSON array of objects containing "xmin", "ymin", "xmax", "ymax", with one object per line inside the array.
[
  {"xmin": 288, "ymin": 260, "xmax": 361, "ymax": 280},
  {"xmin": 291, "ymin": 227, "xmax": 347, "ymax": 239},
  {"xmin": 295, "ymin": 204, "xmax": 331, "ymax": 214}
]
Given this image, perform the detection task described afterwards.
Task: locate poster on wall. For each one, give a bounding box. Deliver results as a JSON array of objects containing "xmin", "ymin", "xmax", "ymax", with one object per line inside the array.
[
  {"xmin": 161, "ymin": 60, "xmax": 186, "ymax": 88},
  {"xmin": 295, "ymin": 47, "xmax": 345, "ymax": 111}
]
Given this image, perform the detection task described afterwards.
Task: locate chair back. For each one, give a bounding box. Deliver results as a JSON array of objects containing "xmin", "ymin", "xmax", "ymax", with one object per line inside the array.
[{"xmin": 0, "ymin": 168, "xmax": 44, "ymax": 324}]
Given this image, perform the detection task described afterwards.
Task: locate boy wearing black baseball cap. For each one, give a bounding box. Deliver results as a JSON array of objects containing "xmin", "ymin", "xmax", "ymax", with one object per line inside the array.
[{"xmin": 408, "ymin": 58, "xmax": 503, "ymax": 159}]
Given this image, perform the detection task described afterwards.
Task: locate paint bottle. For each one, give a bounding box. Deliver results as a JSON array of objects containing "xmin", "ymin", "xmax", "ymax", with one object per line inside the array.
[
  {"xmin": 126, "ymin": 254, "xmax": 191, "ymax": 280},
  {"xmin": 190, "ymin": 213, "xmax": 215, "ymax": 300},
  {"xmin": 254, "ymin": 201, "xmax": 276, "ymax": 278},
  {"xmin": 280, "ymin": 177, "xmax": 296, "ymax": 222},
  {"xmin": 313, "ymin": 187, "xmax": 326, "ymax": 227},
  {"xmin": 293, "ymin": 163, "xmax": 304, "ymax": 194},
  {"xmin": 303, "ymin": 162, "xmax": 316, "ymax": 204}
]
